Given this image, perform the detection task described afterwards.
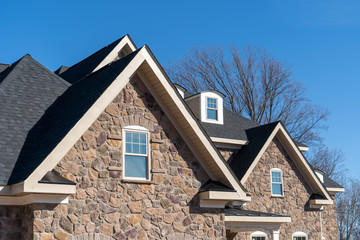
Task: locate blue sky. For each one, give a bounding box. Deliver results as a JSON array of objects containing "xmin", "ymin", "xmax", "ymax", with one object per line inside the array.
[{"xmin": 1, "ymin": 1, "xmax": 359, "ymax": 178}]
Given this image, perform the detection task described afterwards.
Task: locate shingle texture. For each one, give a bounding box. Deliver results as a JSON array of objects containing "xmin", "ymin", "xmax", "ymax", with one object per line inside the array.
[
  {"xmin": 59, "ymin": 36, "xmax": 124, "ymax": 84},
  {"xmin": 0, "ymin": 55, "xmax": 69, "ymax": 185},
  {"xmin": 7, "ymin": 50, "xmax": 139, "ymax": 185},
  {"xmin": 229, "ymin": 122, "xmax": 279, "ymax": 181},
  {"xmin": 0, "ymin": 63, "xmax": 9, "ymax": 74}
]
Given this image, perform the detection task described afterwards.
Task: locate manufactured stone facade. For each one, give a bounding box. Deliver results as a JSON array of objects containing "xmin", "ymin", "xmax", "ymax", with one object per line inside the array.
[
  {"xmin": 235, "ymin": 138, "xmax": 338, "ymax": 240},
  {"xmin": 26, "ymin": 75, "xmax": 226, "ymax": 240}
]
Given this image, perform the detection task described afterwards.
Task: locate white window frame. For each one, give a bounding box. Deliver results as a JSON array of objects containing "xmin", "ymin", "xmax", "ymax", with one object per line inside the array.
[
  {"xmin": 122, "ymin": 125, "xmax": 151, "ymax": 181},
  {"xmin": 250, "ymin": 231, "xmax": 267, "ymax": 240},
  {"xmin": 206, "ymin": 97, "xmax": 218, "ymax": 121},
  {"xmin": 292, "ymin": 232, "xmax": 308, "ymax": 240},
  {"xmin": 271, "ymin": 168, "xmax": 284, "ymax": 196},
  {"xmin": 200, "ymin": 91, "xmax": 223, "ymax": 125}
]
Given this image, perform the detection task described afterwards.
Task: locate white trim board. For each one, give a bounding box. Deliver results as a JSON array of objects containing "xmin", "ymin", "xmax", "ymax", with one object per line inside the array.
[
  {"xmin": 13, "ymin": 45, "xmax": 248, "ymax": 202},
  {"xmin": 240, "ymin": 122, "xmax": 333, "ymax": 205},
  {"xmin": 0, "ymin": 194, "xmax": 69, "ymax": 206}
]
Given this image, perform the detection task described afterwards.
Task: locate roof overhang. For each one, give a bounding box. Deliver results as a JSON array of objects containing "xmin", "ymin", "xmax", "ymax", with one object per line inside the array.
[
  {"xmin": 10, "ymin": 44, "xmax": 248, "ymax": 202},
  {"xmin": 240, "ymin": 122, "xmax": 333, "ymax": 205},
  {"xmin": 327, "ymin": 187, "xmax": 345, "ymax": 194},
  {"xmin": 211, "ymin": 137, "xmax": 247, "ymax": 149}
]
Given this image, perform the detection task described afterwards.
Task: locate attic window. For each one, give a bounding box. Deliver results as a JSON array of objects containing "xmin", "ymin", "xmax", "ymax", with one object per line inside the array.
[
  {"xmin": 271, "ymin": 168, "xmax": 283, "ymax": 196},
  {"xmin": 123, "ymin": 126, "xmax": 150, "ymax": 180},
  {"xmin": 206, "ymin": 98, "xmax": 217, "ymax": 120}
]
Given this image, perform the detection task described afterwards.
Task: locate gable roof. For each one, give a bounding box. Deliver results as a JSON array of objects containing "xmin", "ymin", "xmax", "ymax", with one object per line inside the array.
[
  {"xmin": 7, "ymin": 50, "xmax": 139, "ymax": 185},
  {"xmin": 229, "ymin": 122, "xmax": 279, "ymax": 179},
  {"xmin": 54, "ymin": 65, "xmax": 69, "ymax": 75},
  {"xmin": 1, "ymin": 45, "xmax": 249, "ymax": 201},
  {"xmin": 230, "ymin": 121, "xmax": 334, "ymax": 204},
  {"xmin": 58, "ymin": 35, "xmax": 137, "ymax": 84},
  {"xmin": 0, "ymin": 55, "xmax": 70, "ymax": 186}
]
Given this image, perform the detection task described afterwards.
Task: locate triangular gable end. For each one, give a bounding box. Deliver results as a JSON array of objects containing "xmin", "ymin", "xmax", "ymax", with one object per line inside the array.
[
  {"xmin": 93, "ymin": 34, "xmax": 137, "ymax": 72},
  {"xmin": 17, "ymin": 46, "xmax": 248, "ymax": 202},
  {"xmin": 240, "ymin": 122, "xmax": 333, "ymax": 204}
]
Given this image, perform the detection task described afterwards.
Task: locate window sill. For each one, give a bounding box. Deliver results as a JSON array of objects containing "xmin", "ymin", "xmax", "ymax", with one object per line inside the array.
[
  {"xmin": 121, "ymin": 179, "xmax": 154, "ymax": 184},
  {"xmin": 271, "ymin": 195, "xmax": 284, "ymax": 198}
]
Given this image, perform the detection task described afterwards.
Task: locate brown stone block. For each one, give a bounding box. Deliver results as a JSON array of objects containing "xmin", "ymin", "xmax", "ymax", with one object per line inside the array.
[
  {"xmin": 129, "ymin": 214, "xmax": 142, "ymax": 226},
  {"xmin": 128, "ymin": 201, "xmax": 142, "ymax": 213},
  {"xmin": 33, "ymin": 219, "xmax": 45, "ymax": 232},
  {"xmin": 101, "ymin": 222, "xmax": 113, "ymax": 236}
]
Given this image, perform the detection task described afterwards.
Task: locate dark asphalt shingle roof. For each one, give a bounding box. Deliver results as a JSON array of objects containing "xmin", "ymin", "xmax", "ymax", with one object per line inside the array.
[
  {"xmin": 229, "ymin": 122, "xmax": 279, "ymax": 181},
  {"xmin": 59, "ymin": 36, "xmax": 125, "ymax": 84},
  {"xmin": 7, "ymin": 49, "xmax": 139, "ymax": 185},
  {"xmin": 199, "ymin": 180, "xmax": 236, "ymax": 192},
  {"xmin": 0, "ymin": 55, "xmax": 70, "ymax": 185},
  {"xmin": 323, "ymin": 174, "xmax": 343, "ymax": 189},
  {"xmin": 185, "ymin": 92, "xmax": 259, "ymax": 142},
  {"xmin": 54, "ymin": 65, "xmax": 69, "ymax": 75},
  {"xmin": 0, "ymin": 63, "xmax": 9, "ymax": 74}
]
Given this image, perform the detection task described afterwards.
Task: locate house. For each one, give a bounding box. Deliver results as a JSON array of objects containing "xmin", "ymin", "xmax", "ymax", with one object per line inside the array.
[{"xmin": 0, "ymin": 35, "xmax": 343, "ymax": 240}]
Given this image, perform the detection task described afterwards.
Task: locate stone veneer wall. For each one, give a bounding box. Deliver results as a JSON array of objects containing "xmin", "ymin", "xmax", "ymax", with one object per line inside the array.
[
  {"xmin": 235, "ymin": 138, "xmax": 338, "ymax": 240},
  {"xmin": 26, "ymin": 75, "xmax": 226, "ymax": 240},
  {"xmin": 218, "ymin": 148, "xmax": 239, "ymax": 162}
]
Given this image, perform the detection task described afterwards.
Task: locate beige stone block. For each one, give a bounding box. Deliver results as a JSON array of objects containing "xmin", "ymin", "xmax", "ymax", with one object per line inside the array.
[
  {"xmin": 101, "ymin": 222, "xmax": 113, "ymax": 236},
  {"xmin": 128, "ymin": 201, "xmax": 142, "ymax": 213},
  {"xmin": 129, "ymin": 214, "xmax": 142, "ymax": 226},
  {"xmin": 54, "ymin": 231, "xmax": 67, "ymax": 240},
  {"xmin": 40, "ymin": 233, "xmax": 54, "ymax": 240},
  {"xmin": 33, "ymin": 219, "xmax": 45, "ymax": 232}
]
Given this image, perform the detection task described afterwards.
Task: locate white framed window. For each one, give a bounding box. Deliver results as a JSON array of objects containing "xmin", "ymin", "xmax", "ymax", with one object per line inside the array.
[
  {"xmin": 122, "ymin": 126, "xmax": 150, "ymax": 180},
  {"xmin": 200, "ymin": 91, "xmax": 224, "ymax": 125},
  {"xmin": 206, "ymin": 97, "xmax": 218, "ymax": 120},
  {"xmin": 271, "ymin": 168, "xmax": 283, "ymax": 196},
  {"xmin": 251, "ymin": 231, "xmax": 267, "ymax": 240},
  {"xmin": 292, "ymin": 232, "xmax": 307, "ymax": 240}
]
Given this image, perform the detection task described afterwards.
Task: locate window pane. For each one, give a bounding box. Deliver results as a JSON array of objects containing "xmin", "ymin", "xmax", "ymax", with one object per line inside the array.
[
  {"xmin": 207, "ymin": 98, "xmax": 217, "ymax": 108},
  {"xmin": 140, "ymin": 144, "xmax": 146, "ymax": 155},
  {"xmin": 126, "ymin": 143, "xmax": 132, "ymax": 153},
  {"xmin": 207, "ymin": 109, "xmax": 217, "ymax": 120},
  {"xmin": 272, "ymin": 183, "xmax": 282, "ymax": 195},
  {"xmin": 126, "ymin": 132, "xmax": 132, "ymax": 142},
  {"xmin": 140, "ymin": 134, "xmax": 146, "ymax": 144},
  {"xmin": 125, "ymin": 155, "xmax": 147, "ymax": 178},
  {"xmin": 125, "ymin": 132, "xmax": 147, "ymax": 154},
  {"xmin": 272, "ymin": 171, "xmax": 281, "ymax": 183},
  {"xmin": 293, "ymin": 237, "xmax": 306, "ymax": 240}
]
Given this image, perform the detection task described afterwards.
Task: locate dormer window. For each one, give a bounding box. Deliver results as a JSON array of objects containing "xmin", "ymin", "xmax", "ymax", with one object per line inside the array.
[
  {"xmin": 206, "ymin": 97, "xmax": 218, "ymax": 120},
  {"xmin": 200, "ymin": 91, "xmax": 224, "ymax": 125}
]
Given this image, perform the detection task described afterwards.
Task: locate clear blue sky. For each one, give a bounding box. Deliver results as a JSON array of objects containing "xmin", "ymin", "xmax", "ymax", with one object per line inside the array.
[{"xmin": 1, "ymin": 1, "xmax": 359, "ymax": 178}]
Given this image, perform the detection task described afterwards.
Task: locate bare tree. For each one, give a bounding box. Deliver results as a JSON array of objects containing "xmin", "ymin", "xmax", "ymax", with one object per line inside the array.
[
  {"xmin": 307, "ymin": 146, "xmax": 346, "ymax": 181},
  {"xmin": 337, "ymin": 179, "xmax": 360, "ymax": 240},
  {"xmin": 167, "ymin": 45, "xmax": 329, "ymax": 145}
]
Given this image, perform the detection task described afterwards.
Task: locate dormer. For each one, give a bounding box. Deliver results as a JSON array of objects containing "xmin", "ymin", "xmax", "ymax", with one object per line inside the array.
[{"xmin": 200, "ymin": 90, "xmax": 225, "ymax": 125}]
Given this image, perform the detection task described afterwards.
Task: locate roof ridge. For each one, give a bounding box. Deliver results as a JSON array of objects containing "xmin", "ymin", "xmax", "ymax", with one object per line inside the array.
[
  {"xmin": 62, "ymin": 36, "xmax": 125, "ymax": 72},
  {"xmin": 22, "ymin": 55, "xmax": 71, "ymax": 88},
  {"xmin": 68, "ymin": 47, "xmax": 142, "ymax": 87},
  {"xmin": 0, "ymin": 55, "xmax": 26, "ymax": 92}
]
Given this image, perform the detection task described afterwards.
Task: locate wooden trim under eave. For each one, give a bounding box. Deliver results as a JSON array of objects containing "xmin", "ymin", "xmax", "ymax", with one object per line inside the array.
[
  {"xmin": 225, "ymin": 215, "xmax": 291, "ymax": 223},
  {"xmin": 0, "ymin": 194, "xmax": 69, "ymax": 206},
  {"xmin": 210, "ymin": 137, "xmax": 247, "ymax": 146}
]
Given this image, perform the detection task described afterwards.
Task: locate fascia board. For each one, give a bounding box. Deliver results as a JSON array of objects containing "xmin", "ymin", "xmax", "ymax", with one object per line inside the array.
[
  {"xmin": 25, "ymin": 47, "xmax": 146, "ymax": 186},
  {"xmin": 210, "ymin": 137, "xmax": 247, "ymax": 146},
  {"xmin": 93, "ymin": 35, "xmax": 137, "ymax": 72},
  {"xmin": 327, "ymin": 187, "xmax": 345, "ymax": 193},
  {"xmin": 225, "ymin": 215, "xmax": 291, "ymax": 223},
  {"xmin": 0, "ymin": 194, "xmax": 69, "ymax": 205},
  {"xmin": 140, "ymin": 46, "xmax": 248, "ymax": 200},
  {"xmin": 199, "ymin": 191, "xmax": 243, "ymax": 201}
]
